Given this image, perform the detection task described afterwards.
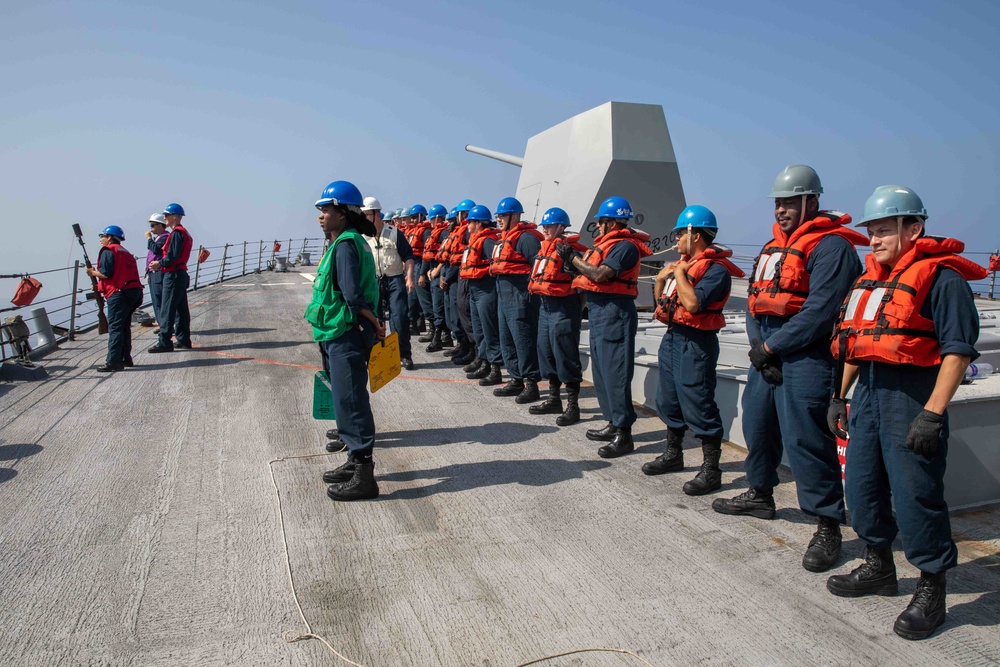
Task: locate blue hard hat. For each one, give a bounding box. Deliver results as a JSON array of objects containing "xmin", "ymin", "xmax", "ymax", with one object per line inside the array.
[
  {"xmin": 856, "ymin": 185, "xmax": 928, "ymax": 226},
  {"xmin": 428, "ymin": 204, "xmax": 448, "ymax": 219},
  {"xmin": 673, "ymin": 205, "xmax": 718, "ymax": 231},
  {"xmin": 466, "ymin": 205, "xmax": 493, "ymax": 222},
  {"xmin": 315, "ymin": 180, "xmax": 364, "ymax": 209},
  {"xmin": 496, "ymin": 197, "xmax": 524, "ymax": 215},
  {"xmin": 409, "ymin": 204, "xmax": 428, "ymax": 217},
  {"xmin": 163, "ymin": 203, "xmax": 185, "ymax": 216},
  {"xmin": 446, "ymin": 208, "xmax": 458, "ymax": 221},
  {"xmin": 594, "ymin": 196, "xmax": 633, "ymax": 220},
  {"xmin": 539, "ymin": 207, "xmax": 571, "ymax": 227},
  {"xmin": 455, "ymin": 199, "xmax": 476, "ymax": 212},
  {"xmin": 101, "ymin": 225, "xmax": 125, "ymax": 240}
]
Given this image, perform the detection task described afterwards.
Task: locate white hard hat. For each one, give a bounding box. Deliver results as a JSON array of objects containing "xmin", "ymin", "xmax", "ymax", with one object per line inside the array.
[
  {"xmin": 148, "ymin": 213, "xmax": 167, "ymax": 225},
  {"xmin": 361, "ymin": 196, "xmax": 382, "ymax": 212}
]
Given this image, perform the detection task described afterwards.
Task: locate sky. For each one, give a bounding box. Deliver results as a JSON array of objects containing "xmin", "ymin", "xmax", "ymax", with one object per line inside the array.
[{"xmin": 2, "ymin": 0, "xmax": 999, "ymax": 280}]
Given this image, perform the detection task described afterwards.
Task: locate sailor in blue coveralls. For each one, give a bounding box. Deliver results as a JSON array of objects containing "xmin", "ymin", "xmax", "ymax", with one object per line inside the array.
[
  {"xmin": 421, "ymin": 204, "xmax": 451, "ymax": 352},
  {"xmin": 144, "ymin": 213, "xmax": 169, "ymax": 331},
  {"xmin": 825, "ymin": 186, "xmax": 986, "ymax": 640},
  {"xmin": 148, "ymin": 202, "xmax": 194, "ymax": 353},
  {"xmin": 462, "ymin": 205, "xmax": 504, "ymax": 387},
  {"xmin": 87, "ymin": 225, "xmax": 144, "ymax": 372},
  {"xmin": 712, "ymin": 165, "xmax": 868, "ymax": 574}
]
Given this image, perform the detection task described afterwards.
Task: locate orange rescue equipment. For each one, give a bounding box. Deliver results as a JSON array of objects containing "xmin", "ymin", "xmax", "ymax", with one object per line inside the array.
[
  {"xmin": 447, "ymin": 224, "xmax": 470, "ymax": 267},
  {"xmin": 97, "ymin": 243, "xmax": 143, "ymax": 298},
  {"xmin": 490, "ymin": 222, "xmax": 544, "ymax": 276},
  {"xmin": 832, "ymin": 236, "xmax": 988, "ymax": 367},
  {"xmin": 11, "ymin": 277, "xmax": 42, "ymax": 307},
  {"xmin": 422, "ymin": 223, "xmax": 449, "ymax": 263},
  {"xmin": 459, "ymin": 228, "xmax": 499, "ymax": 280},
  {"xmin": 654, "ymin": 245, "xmax": 745, "ymax": 331},
  {"xmin": 747, "ymin": 212, "xmax": 868, "ymax": 317},
  {"xmin": 405, "ymin": 221, "xmax": 431, "ymax": 258},
  {"xmin": 571, "ymin": 228, "xmax": 653, "ymax": 297},
  {"xmin": 528, "ymin": 234, "xmax": 587, "ymax": 297}
]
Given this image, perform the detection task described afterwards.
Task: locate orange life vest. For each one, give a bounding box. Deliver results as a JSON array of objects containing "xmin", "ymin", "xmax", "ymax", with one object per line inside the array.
[
  {"xmin": 832, "ymin": 236, "xmax": 988, "ymax": 367},
  {"xmin": 460, "ymin": 228, "xmax": 499, "ymax": 280},
  {"xmin": 97, "ymin": 243, "xmax": 143, "ymax": 298},
  {"xmin": 572, "ymin": 227, "xmax": 653, "ymax": 296},
  {"xmin": 405, "ymin": 221, "xmax": 431, "ymax": 258},
  {"xmin": 747, "ymin": 212, "xmax": 868, "ymax": 317},
  {"xmin": 528, "ymin": 234, "xmax": 588, "ymax": 297},
  {"xmin": 422, "ymin": 223, "xmax": 449, "ymax": 263},
  {"xmin": 654, "ymin": 245, "xmax": 745, "ymax": 331},
  {"xmin": 489, "ymin": 222, "xmax": 544, "ymax": 276},
  {"xmin": 447, "ymin": 224, "xmax": 470, "ymax": 268},
  {"xmin": 161, "ymin": 224, "xmax": 193, "ymax": 273},
  {"xmin": 436, "ymin": 224, "xmax": 460, "ymax": 263}
]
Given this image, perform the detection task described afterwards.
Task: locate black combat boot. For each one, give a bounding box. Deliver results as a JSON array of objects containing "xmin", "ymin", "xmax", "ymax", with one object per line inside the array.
[
  {"xmin": 598, "ymin": 427, "xmax": 634, "ymax": 458},
  {"xmin": 444, "ymin": 337, "xmax": 463, "ymax": 356},
  {"xmin": 425, "ymin": 327, "xmax": 443, "ymax": 352},
  {"xmin": 326, "ymin": 428, "xmax": 339, "ymax": 440},
  {"xmin": 556, "ymin": 382, "xmax": 580, "ymax": 426},
  {"xmin": 586, "ymin": 423, "xmax": 618, "ymax": 442},
  {"xmin": 96, "ymin": 363, "xmax": 125, "ymax": 372},
  {"xmin": 529, "ymin": 379, "xmax": 562, "ymax": 414},
  {"xmin": 464, "ymin": 357, "xmax": 486, "ymax": 375},
  {"xmin": 894, "ymin": 572, "xmax": 946, "ymax": 640},
  {"xmin": 468, "ymin": 359, "xmax": 492, "ymax": 379},
  {"xmin": 711, "ymin": 487, "xmax": 776, "ymax": 519},
  {"xmin": 453, "ymin": 343, "xmax": 477, "ymax": 365},
  {"xmin": 827, "ymin": 545, "xmax": 898, "ymax": 597},
  {"xmin": 802, "ymin": 516, "xmax": 843, "ymax": 572},
  {"xmin": 642, "ymin": 426, "xmax": 686, "ymax": 475},
  {"xmin": 327, "ymin": 459, "xmax": 379, "ymax": 501},
  {"xmin": 418, "ymin": 323, "xmax": 436, "ymax": 343},
  {"xmin": 409, "ymin": 319, "xmax": 420, "ymax": 335},
  {"xmin": 440, "ymin": 329, "xmax": 454, "ymax": 348},
  {"xmin": 401, "ymin": 357, "xmax": 414, "ymax": 370},
  {"xmin": 322, "ymin": 455, "xmax": 359, "ymax": 484},
  {"xmin": 494, "ymin": 378, "xmax": 525, "ymax": 397},
  {"xmin": 325, "ymin": 437, "xmax": 344, "ymax": 453},
  {"xmin": 682, "ymin": 437, "xmax": 723, "ymax": 495},
  {"xmin": 515, "ymin": 378, "xmax": 541, "ymax": 404},
  {"xmin": 478, "ymin": 363, "xmax": 503, "ymax": 386},
  {"xmin": 417, "ymin": 316, "xmax": 426, "ymax": 333}
]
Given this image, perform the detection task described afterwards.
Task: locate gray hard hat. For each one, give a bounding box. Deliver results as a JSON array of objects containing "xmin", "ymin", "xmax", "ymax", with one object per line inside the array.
[{"xmin": 769, "ymin": 165, "xmax": 823, "ymax": 198}]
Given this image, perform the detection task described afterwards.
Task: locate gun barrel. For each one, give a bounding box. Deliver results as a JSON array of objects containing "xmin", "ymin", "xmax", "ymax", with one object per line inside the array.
[{"xmin": 465, "ymin": 145, "xmax": 524, "ymax": 167}]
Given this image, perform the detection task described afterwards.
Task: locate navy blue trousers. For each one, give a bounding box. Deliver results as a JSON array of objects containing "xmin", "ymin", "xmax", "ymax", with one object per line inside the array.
[
  {"xmin": 106, "ymin": 288, "xmax": 143, "ymax": 365},
  {"xmin": 468, "ymin": 278, "xmax": 502, "ymax": 364},
  {"xmin": 656, "ymin": 325, "xmax": 724, "ymax": 440},
  {"xmin": 158, "ymin": 270, "xmax": 191, "ymax": 347},
  {"xmin": 456, "ymin": 279, "xmax": 475, "ymax": 341},
  {"xmin": 321, "ymin": 325, "xmax": 376, "ymax": 457},
  {"xmin": 443, "ymin": 282, "xmax": 466, "ymax": 343},
  {"xmin": 846, "ymin": 362, "xmax": 957, "ymax": 574},
  {"xmin": 588, "ymin": 296, "xmax": 638, "ymax": 429},
  {"xmin": 497, "ymin": 276, "xmax": 540, "ymax": 381},
  {"xmin": 537, "ymin": 295, "xmax": 582, "ymax": 383},
  {"xmin": 147, "ymin": 271, "xmax": 164, "ymax": 327},
  {"xmin": 429, "ymin": 269, "xmax": 446, "ymax": 327},
  {"xmin": 416, "ymin": 265, "xmax": 433, "ymax": 321},
  {"xmin": 408, "ymin": 260, "xmax": 422, "ymax": 320},
  {"xmin": 742, "ymin": 344, "xmax": 845, "ymax": 522},
  {"xmin": 381, "ymin": 274, "xmax": 411, "ymax": 358}
]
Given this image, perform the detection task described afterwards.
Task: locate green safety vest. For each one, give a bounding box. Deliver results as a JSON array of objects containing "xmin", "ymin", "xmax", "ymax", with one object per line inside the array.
[{"xmin": 304, "ymin": 228, "xmax": 380, "ymax": 342}]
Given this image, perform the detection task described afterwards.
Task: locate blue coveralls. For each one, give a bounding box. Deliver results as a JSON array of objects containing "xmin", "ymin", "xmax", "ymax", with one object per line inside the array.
[
  {"xmin": 846, "ymin": 268, "xmax": 979, "ymax": 574},
  {"xmin": 497, "ymin": 233, "xmax": 542, "ymax": 381},
  {"xmin": 537, "ymin": 293, "xmax": 583, "ymax": 383},
  {"xmin": 371, "ymin": 226, "xmax": 413, "ymax": 359},
  {"xmin": 467, "ymin": 237, "xmax": 502, "ymax": 364},
  {"xmin": 146, "ymin": 232, "xmax": 168, "ymax": 326},
  {"xmin": 584, "ymin": 241, "xmax": 640, "ymax": 429},
  {"xmin": 99, "ymin": 248, "xmax": 143, "ymax": 365},
  {"xmin": 320, "ymin": 240, "xmax": 377, "ymax": 458},
  {"xmin": 743, "ymin": 234, "xmax": 862, "ymax": 521},
  {"xmin": 426, "ymin": 227, "xmax": 450, "ymax": 330},
  {"xmin": 157, "ymin": 227, "xmax": 192, "ymax": 348},
  {"xmin": 415, "ymin": 228, "xmax": 434, "ymax": 323},
  {"xmin": 456, "ymin": 229, "xmax": 476, "ymax": 345},
  {"xmin": 442, "ymin": 244, "xmax": 467, "ymax": 345},
  {"xmin": 656, "ymin": 263, "xmax": 731, "ymax": 440}
]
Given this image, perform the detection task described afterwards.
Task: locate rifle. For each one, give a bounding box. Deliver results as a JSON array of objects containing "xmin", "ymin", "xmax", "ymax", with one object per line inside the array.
[{"xmin": 72, "ymin": 223, "xmax": 109, "ymax": 335}]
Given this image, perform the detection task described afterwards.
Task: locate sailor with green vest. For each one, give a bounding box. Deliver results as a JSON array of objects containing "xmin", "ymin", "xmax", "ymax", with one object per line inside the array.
[{"xmin": 305, "ymin": 180, "xmax": 385, "ymax": 502}]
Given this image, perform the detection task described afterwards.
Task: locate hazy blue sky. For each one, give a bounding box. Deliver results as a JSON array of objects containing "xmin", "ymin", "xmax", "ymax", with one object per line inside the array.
[{"xmin": 2, "ymin": 0, "xmax": 999, "ymax": 275}]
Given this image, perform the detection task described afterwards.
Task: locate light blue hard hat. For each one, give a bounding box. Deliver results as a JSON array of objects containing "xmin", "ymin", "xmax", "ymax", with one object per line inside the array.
[
  {"xmin": 409, "ymin": 204, "xmax": 427, "ymax": 217},
  {"xmin": 673, "ymin": 205, "xmax": 718, "ymax": 231},
  {"xmin": 163, "ymin": 203, "xmax": 185, "ymax": 216},
  {"xmin": 467, "ymin": 205, "xmax": 493, "ymax": 222},
  {"xmin": 446, "ymin": 208, "xmax": 458, "ymax": 221},
  {"xmin": 385, "ymin": 210, "xmax": 396, "ymax": 221},
  {"xmin": 101, "ymin": 225, "xmax": 125, "ymax": 240},
  {"xmin": 456, "ymin": 199, "xmax": 476, "ymax": 212},
  {"xmin": 768, "ymin": 165, "xmax": 823, "ymax": 198},
  {"xmin": 856, "ymin": 185, "xmax": 928, "ymax": 226},
  {"xmin": 595, "ymin": 196, "xmax": 633, "ymax": 220},
  {"xmin": 428, "ymin": 204, "xmax": 448, "ymax": 219},
  {"xmin": 496, "ymin": 197, "xmax": 524, "ymax": 215},
  {"xmin": 315, "ymin": 181, "xmax": 364, "ymax": 209},
  {"xmin": 539, "ymin": 207, "xmax": 571, "ymax": 227}
]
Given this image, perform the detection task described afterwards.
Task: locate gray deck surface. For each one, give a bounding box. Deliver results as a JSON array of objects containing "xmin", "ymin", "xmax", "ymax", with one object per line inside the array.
[{"xmin": 1, "ymin": 272, "xmax": 998, "ymax": 667}]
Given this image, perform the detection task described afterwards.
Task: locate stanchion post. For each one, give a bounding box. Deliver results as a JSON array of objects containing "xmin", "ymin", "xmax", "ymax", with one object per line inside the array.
[
  {"xmin": 69, "ymin": 260, "xmax": 80, "ymax": 341},
  {"xmin": 242, "ymin": 240, "xmax": 247, "ymax": 276},
  {"xmin": 218, "ymin": 243, "xmax": 229, "ymax": 283},
  {"xmin": 258, "ymin": 240, "xmax": 264, "ymax": 272},
  {"xmin": 193, "ymin": 246, "xmax": 202, "ymax": 290}
]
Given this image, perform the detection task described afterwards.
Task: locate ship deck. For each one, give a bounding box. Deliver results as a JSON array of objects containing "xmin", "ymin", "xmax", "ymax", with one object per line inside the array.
[{"xmin": 1, "ymin": 272, "xmax": 998, "ymax": 666}]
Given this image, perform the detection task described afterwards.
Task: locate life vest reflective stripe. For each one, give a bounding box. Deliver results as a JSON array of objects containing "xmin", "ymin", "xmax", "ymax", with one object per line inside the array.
[
  {"xmin": 447, "ymin": 224, "xmax": 470, "ymax": 267},
  {"xmin": 460, "ymin": 228, "xmax": 499, "ymax": 280},
  {"xmin": 161, "ymin": 224, "xmax": 194, "ymax": 273},
  {"xmin": 405, "ymin": 221, "xmax": 431, "ymax": 257},
  {"xmin": 571, "ymin": 228, "xmax": 653, "ymax": 296},
  {"xmin": 422, "ymin": 223, "xmax": 449, "ymax": 262},
  {"xmin": 654, "ymin": 245, "xmax": 745, "ymax": 331},
  {"xmin": 747, "ymin": 212, "xmax": 867, "ymax": 317},
  {"xmin": 489, "ymin": 223, "xmax": 544, "ymax": 276},
  {"xmin": 97, "ymin": 244, "xmax": 143, "ymax": 298},
  {"xmin": 528, "ymin": 234, "xmax": 587, "ymax": 297},
  {"xmin": 832, "ymin": 236, "xmax": 988, "ymax": 366}
]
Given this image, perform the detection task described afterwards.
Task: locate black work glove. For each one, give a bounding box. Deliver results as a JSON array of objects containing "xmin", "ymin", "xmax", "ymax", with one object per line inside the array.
[
  {"xmin": 555, "ymin": 242, "xmax": 579, "ymax": 270},
  {"xmin": 905, "ymin": 409, "xmax": 945, "ymax": 456},
  {"xmin": 827, "ymin": 398, "xmax": 849, "ymax": 439},
  {"xmin": 760, "ymin": 362, "xmax": 783, "ymax": 385},
  {"xmin": 749, "ymin": 338, "xmax": 783, "ymax": 385}
]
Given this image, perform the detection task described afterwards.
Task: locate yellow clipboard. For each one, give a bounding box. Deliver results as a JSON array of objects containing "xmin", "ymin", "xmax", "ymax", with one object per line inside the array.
[{"xmin": 368, "ymin": 331, "xmax": 401, "ymax": 393}]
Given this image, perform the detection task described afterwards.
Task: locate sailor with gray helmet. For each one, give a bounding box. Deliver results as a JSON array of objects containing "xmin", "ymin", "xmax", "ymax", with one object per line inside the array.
[{"xmin": 144, "ymin": 213, "xmax": 169, "ymax": 332}]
